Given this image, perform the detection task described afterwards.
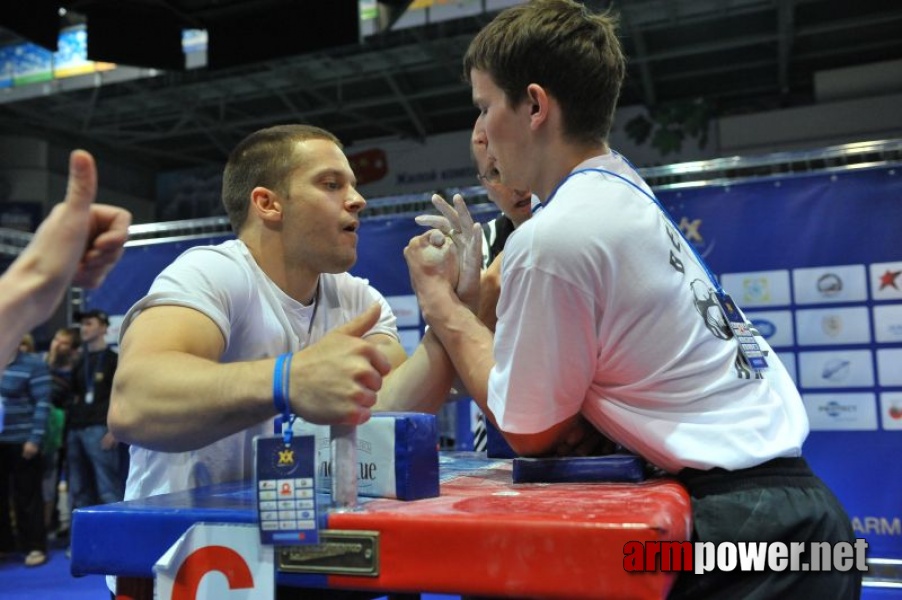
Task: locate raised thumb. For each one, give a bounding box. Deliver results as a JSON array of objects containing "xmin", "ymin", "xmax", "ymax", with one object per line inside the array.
[
  {"xmin": 334, "ymin": 302, "xmax": 382, "ymax": 338},
  {"xmin": 65, "ymin": 150, "xmax": 98, "ymax": 212}
]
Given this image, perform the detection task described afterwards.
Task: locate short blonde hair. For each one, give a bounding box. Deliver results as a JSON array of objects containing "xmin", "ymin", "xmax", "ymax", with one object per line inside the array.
[{"xmin": 19, "ymin": 333, "xmax": 35, "ymax": 353}]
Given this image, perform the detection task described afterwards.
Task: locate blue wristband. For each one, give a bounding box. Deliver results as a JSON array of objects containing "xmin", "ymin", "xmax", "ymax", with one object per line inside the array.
[{"xmin": 273, "ymin": 352, "xmax": 294, "ymax": 443}]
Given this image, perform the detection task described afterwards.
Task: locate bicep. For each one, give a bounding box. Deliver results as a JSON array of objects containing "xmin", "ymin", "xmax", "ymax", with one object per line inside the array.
[{"xmin": 119, "ymin": 305, "xmax": 226, "ymax": 363}]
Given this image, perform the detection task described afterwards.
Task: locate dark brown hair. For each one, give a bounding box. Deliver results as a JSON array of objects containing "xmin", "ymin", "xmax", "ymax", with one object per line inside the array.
[
  {"xmin": 222, "ymin": 124, "xmax": 341, "ymax": 234},
  {"xmin": 463, "ymin": 0, "xmax": 626, "ymax": 145}
]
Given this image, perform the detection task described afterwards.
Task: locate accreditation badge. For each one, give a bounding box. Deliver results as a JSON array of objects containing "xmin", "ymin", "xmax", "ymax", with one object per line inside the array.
[
  {"xmin": 715, "ymin": 291, "xmax": 769, "ymax": 371},
  {"xmin": 254, "ymin": 435, "xmax": 319, "ymax": 546}
]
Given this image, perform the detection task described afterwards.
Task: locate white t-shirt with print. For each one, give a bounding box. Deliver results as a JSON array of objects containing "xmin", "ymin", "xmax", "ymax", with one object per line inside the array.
[{"xmin": 487, "ymin": 152, "xmax": 808, "ymax": 474}]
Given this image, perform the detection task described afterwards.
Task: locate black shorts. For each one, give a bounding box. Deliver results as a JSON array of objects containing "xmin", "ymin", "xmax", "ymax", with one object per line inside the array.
[{"xmin": 668, "ymin": 457, "xmax": 862, "ymax": 600}]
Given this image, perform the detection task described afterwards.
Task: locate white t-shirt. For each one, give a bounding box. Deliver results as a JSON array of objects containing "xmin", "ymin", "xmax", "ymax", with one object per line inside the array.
[
  {"xmin": 119, "ymin": 239, "xmax": 398, "ymax": 500},
  {"xmin": 487, "ymin": 152, "xmax": 808, "ymax": 474}
]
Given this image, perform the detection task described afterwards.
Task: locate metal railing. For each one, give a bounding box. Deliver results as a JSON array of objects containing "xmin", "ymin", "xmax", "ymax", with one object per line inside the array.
[{"xmin": 2, "ymin": 138, "xmax": 901, "ymax": 256}]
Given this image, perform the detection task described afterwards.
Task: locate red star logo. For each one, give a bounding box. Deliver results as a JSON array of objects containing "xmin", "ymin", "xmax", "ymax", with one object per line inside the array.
[{"xmin": 880, "ymin": 270, "xmax": 902, "ymax": 290}]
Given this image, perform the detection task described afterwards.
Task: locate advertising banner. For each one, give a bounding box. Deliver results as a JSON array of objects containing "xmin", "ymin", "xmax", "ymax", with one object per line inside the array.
[{"xmin": 660, "ymin": 166, "xmax": 902, "ymax": 560}]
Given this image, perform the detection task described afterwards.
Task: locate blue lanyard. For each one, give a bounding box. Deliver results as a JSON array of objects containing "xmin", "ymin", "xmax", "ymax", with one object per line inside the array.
[{"xmin": 536, "ymin": 160, "xmax": 724, "ymax": 294}]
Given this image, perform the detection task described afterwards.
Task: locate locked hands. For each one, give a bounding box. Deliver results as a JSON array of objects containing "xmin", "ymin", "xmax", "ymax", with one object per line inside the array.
[{"xmin": 413, "ymin": 193, "xmax": 483, "ymax": 310}]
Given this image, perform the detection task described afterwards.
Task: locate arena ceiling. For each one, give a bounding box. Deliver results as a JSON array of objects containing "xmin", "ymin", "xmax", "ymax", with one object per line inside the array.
[{"xmin": 0, "ymin": 0, "xmax": 900, "ymax": 173}]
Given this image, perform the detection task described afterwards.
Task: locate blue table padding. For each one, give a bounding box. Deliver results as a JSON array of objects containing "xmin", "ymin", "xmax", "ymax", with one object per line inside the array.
[
  {"xmin": 512, "ymin": 453, "xmax": 646, "ymax": 483},
  {"xmin": 71, "ymin": 481, "xmax": 380, "ymax": 578},
  {"xmin": 71, "ymin": 481, "xmax": 255, "ymax": 578}
]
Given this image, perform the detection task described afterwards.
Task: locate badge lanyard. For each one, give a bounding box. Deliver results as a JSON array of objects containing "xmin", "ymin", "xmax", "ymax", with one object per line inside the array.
[
  {"xmin": 254, "ymin": 281, "xmax": 322, "ymax": 546},
  {"xmin": 273, "ymin": 280, "xmax": 320, "ymax": 432},
  {"xmin": 83, "ymin": 351, "xmax": 105, "ymax": 405},
  {"xmin": 539, "ymin": 155, "xmax": 768, "ymax": 371}
]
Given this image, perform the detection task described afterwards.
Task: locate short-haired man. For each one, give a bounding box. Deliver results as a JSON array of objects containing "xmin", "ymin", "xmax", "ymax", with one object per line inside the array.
[
  {"xmin": 404, "ymin": 1, "xmax": 860, "ymax": 597},
  {"xmin": 109, "ymin": 124, "xmax": 460, "ymax": 503},
  {"xmin": 67, "ymin": 309, "xmax": 123, "ymax": 511}
]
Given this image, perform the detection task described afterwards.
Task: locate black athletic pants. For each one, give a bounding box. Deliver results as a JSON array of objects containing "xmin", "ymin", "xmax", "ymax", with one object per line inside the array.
[{"xmin": 668, "ymin": 457, "xmax": 862, "ymax": 600}]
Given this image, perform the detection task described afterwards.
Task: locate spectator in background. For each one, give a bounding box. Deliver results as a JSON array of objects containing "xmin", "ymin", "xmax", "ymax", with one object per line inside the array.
[
  {"xmin": 65, "ymin": 310, "xmax": 124, "ymax": 513},
  {"xmin": 19, "ymin": 334, "xmax": 36, "ymax": 354},
  {"xmin": 0, "ymin": 335, "xmax": 52, "ymax": 567},
  {"xmin": 0, "ymin": 149, "xmax": 131, "ymax": 364},
  {"xmin": 43, "ymin": 327, "xmax": 81, "ymax": 536},
  {"xmin": 46, "ymin": 327, "xmax": 82, "ymax": 384}
]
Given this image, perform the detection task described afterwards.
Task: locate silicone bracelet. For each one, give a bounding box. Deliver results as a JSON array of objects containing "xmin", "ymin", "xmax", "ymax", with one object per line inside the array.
[{"xmin": 272, "ymin": 352, "xmax": 293, "ymax": 418}]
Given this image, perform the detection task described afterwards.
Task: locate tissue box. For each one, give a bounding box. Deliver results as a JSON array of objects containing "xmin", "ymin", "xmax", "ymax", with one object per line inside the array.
[{"xmin": 290, "ymin": 412, "xmax": 439, "ymax": 501}]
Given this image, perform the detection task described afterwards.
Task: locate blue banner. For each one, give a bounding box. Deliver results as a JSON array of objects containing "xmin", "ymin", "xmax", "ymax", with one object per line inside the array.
[
  {"xmin": 661, "ymin": 166, "xmax": 902, "ymax": 560},
  {"xmin": 84, "ymin": 235, "xmax": 231, "ymax": 317}
]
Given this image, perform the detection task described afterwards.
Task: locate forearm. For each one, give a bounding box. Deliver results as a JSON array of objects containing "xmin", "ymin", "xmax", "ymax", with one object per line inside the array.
[
  {"xmin": 476, "ymin": 252, "xmax": 503, "ymax": 332},
  {"xmin": 109, "ymin": 352, "xmax": 278, "ymax": 452},
  {"xmin": 422, "ymin": 291, "xmax": 578, "ymax": 457},
  {"xmin": 0, "ymin": 255, "xmax": 70, "ymax": 361},
  {"xmin": 376, "ymin": 328, "xmax": 457, "ymax": 414},
  {"xmin": 420, "ymin": 292, "xmax": 495, "ymax": 420}
]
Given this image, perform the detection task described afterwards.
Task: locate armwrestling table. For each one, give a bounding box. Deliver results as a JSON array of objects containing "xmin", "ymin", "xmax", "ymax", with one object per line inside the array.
[{"xmin": 71, "ymin": 452, "xmax": 691, "ymax": 599}]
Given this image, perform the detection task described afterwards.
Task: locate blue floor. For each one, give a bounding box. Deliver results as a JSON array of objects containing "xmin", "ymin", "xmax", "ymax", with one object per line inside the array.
[
  {"xmin": 864, "ymin": 587, "xmax": 902, "ymax": 600},
  {"xmin": 1, "ymin": 545, "xmax": 109, "ymax": 600},
  {"xmin": 0, "ymin": 543, "xmax": 461, "ymax": 600},
  {"xmin": 6, "ymin": 543, "xmax": 893, "ymax": 600}
]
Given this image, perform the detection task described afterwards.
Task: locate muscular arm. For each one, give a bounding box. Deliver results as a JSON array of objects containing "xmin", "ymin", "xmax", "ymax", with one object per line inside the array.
[
  {"xmin": 109, "ymin": 306, "xmax": 279, "ymax": 451},
  {"xmin": 373, "ymin": 328, "xmax": 457, "ymax": 414},
  {"xmin": 366, "ymin": 228, "xmax": 460, "ymax": 414},
  {"xmin": 110, "ymin": 303, "xmax": 391, "ymax": 452}
]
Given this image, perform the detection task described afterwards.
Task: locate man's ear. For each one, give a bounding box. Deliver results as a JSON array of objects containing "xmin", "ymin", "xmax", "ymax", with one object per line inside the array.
[
  {"xmin": 250, "ymin": 187, "xmax": 283, "ymax": 224},
  {"xmin": 525, "ymin": 83, "xmax": 550, "ymax": 130}
]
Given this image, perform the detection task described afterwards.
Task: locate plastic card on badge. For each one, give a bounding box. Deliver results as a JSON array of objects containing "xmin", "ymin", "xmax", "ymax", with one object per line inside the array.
[
  {"xmin": 716, "ymin": 292, "xmax": 769, "ymax": 371},
  {"xmin": 254, "ymin": 435, "xmax": 319, "ymax": 546}
]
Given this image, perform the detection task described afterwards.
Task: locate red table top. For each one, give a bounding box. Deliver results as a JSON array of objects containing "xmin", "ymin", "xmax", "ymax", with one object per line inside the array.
[
  {"xmin": 73, "ymin": 453, "xmax": 692, "ymax": 599},
  {"xmin": 313, "ymin": 455, "xmax": 692, "ymax": 599}
]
